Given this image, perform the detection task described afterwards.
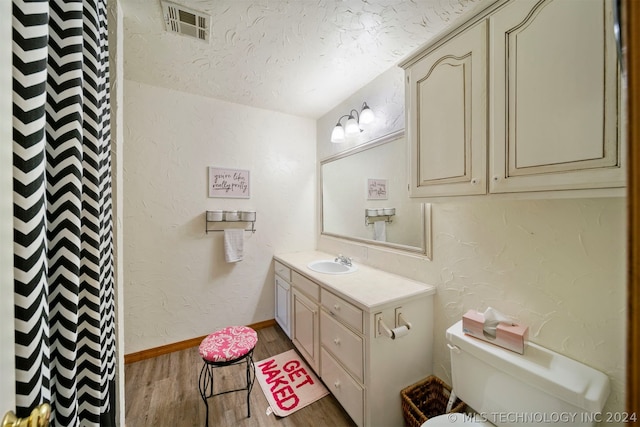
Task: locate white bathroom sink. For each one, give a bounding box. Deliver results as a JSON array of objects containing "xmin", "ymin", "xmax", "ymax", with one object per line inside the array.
[{"xmin": 307, "ymin": 260, "xmax": 357, "ymax": 275}]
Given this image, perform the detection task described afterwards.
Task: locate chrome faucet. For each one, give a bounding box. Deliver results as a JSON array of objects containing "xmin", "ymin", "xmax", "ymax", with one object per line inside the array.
[{"xmin": 335, "ymin": 254, "xmax": 352, "ymax": 266}]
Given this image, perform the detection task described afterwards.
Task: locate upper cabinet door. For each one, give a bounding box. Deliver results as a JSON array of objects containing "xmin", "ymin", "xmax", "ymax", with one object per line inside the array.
[
  {"xmin": 406, "ymin": 21, "xmax": 487, "ymax": 197},
  {"xmin": 490, "ymin": 0, "xmax": 624, "ymax": 193}
]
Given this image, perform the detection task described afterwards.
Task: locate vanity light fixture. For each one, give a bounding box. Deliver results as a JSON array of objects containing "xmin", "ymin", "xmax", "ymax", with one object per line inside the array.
[{"xmin": 330, "ymin": 102, "xmax": 375, "ymax": 143}]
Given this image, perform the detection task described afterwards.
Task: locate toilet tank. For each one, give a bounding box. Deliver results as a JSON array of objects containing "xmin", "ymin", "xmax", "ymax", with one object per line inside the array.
[{"xmin": 446, "ymin": 321, "xmax": 610, "ymax": 427}]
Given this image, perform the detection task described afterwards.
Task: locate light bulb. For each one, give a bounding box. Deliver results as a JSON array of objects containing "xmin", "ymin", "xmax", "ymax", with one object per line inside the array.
[
  {"xmin": 359, "ymin": 103, "xmax": 374, "ymax": 124},
  {"xmin": 331, "ymin": 124, "xmax": 345, "ymax": 143},
  {"xmin": 345, "ymin": 115, "xmax": 360, "ymax": 135}
]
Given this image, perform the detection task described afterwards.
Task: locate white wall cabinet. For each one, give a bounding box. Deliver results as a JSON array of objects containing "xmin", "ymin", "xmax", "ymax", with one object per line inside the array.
[
  {"xmin": 401, "ymin": 0, "xmax": 624, "ymax": 198},
  {"xmin": 405, "ymin": 21, "xmax": 487, "ymax": 197},
  {"xmin": 490, "ymin": 0, "xmax": 623, "ymax": 193},
  {"xmin": 274, "ymin": 252, "xmax": 435, "ymax": 427}
]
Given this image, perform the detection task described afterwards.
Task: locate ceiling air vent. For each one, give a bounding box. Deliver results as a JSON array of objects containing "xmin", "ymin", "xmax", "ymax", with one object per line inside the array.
[{"xmin": 160, "ymin": 1, "xmax": 210, "ymax": 42}]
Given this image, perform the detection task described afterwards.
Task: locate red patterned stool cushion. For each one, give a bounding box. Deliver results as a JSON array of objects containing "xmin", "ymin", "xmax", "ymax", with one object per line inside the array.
[{"xmin": 199, "ymin": 326, "xmax": 258, "ymax": 363}]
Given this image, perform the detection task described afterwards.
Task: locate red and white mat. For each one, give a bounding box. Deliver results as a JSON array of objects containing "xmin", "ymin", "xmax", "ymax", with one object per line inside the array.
[{"xmin": 255, "ymin": 349, "xmax": 329, "ymax": 417}]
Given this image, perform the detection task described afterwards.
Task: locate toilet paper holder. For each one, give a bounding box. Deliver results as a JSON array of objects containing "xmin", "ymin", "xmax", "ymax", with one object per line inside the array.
[
  {"xmin": 376, "ymin": 311, "xmax": 412, "ymax": 340},
  {"xmin": 396, "ymin": 309, "xmax": 412, "ymax": 330}
]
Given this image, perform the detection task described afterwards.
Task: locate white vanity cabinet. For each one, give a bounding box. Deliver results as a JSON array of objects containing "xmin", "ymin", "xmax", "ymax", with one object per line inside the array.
[
  {"xmin": 401, "ymin": 0, "xmax": 624, "ymax": 198},
  {"xmin": 320, "ymin": 292, "xmax": 365, "ymax": 426},
  {"xmin": 320, "ymin": 287, "xmax": 435, "ymax": 427},
  {"xmin": 291, "ymin": 271, "xmax": 321, "ymax": 372},
  {"xmin": 274, "ymin": 261, "xmax": 292, "ymax": 338},
  {"xmin": 274, "ymin": 252, "xmax": 435, "ymax": 427}
]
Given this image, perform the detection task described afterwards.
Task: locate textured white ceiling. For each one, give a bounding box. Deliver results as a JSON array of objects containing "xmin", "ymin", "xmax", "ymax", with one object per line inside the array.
[{"xmin": 121, "ymin": 0, "xmax": 490, "ymax": 118}]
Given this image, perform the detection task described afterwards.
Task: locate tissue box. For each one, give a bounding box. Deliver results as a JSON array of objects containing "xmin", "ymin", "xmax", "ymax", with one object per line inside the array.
[{"xmin": 462, "ymin": 310, "xmax": 529, "ymax": 354}]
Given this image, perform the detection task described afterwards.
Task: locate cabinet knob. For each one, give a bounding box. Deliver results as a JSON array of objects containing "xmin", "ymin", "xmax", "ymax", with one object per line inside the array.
[
  {"xmin": 471, "ymin": 178, "xmax": 479, "ymax": 185},
  {"xmin": 334, "ymin": 381, "xmax": 341, "ymax": 389},
  {"xmin": 333, "ymin": 338, "xmax": 341, "ymax": 345},
  {"xmin": 333, "ymin": 304, "xmax": 340, "ymax": 311},
  {"xmin": 492, "ymin": 176, "xmax": 500, "ymax": 182}
]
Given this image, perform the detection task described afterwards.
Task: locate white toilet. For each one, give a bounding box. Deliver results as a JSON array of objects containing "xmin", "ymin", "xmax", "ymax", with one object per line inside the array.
[{"xmin": 423, "ymin": 321, "xmax": 610, "ymax": 426}]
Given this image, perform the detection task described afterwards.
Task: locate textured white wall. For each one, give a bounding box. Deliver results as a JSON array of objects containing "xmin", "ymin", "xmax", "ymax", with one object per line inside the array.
[
  {"xmin": 317, "ymin": 70, "xmax": 627, "ymax": 422},
  {"xmin": 123, "ymin": 80, "xmax": 316, "ymax": 353}
]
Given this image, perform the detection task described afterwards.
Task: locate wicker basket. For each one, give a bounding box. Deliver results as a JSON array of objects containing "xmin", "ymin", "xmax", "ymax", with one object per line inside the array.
[{"xmin": 400, "ymin": 375, "xmax": 467, "ymax": 427}]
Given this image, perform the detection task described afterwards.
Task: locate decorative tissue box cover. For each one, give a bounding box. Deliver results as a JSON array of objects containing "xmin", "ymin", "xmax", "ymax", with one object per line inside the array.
[{"xmin": 462, "ymin": 309, "xmax": 528, "ymax": 354}]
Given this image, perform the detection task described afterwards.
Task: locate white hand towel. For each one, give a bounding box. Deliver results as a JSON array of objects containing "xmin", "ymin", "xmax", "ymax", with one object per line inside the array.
[
  {"xmin": 373, "ymin": 220, "xmax": 386, "ymax": 242},
  {"xmin": 224, "ymin": 229, "xmax": 244, "ymax": 263}
]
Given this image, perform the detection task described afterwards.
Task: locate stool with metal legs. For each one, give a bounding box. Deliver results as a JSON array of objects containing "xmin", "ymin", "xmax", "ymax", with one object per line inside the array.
[{"xmin": 198, "ymin": 326, "xmax": 258, "ymax": 426}]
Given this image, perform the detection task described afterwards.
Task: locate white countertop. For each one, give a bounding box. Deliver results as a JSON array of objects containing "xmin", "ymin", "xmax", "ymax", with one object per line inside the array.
[{"xmin": 274, "ymin": 251, "xmax": 435, "ymax": 311}]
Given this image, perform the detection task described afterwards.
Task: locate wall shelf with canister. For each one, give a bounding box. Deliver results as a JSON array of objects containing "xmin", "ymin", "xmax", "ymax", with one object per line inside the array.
[
  {"xmin": 364, "ymin": 208, "xmax": 395, "ymax": 225},
  {"xmin": 205, "ymin": 210, "xmax": 257, "ymax": 233}
]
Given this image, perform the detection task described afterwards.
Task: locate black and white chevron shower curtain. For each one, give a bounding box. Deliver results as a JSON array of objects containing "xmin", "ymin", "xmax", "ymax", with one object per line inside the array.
[{"xmin": 12, "ymin": 0, "xmax": 116, "ymax": 425}]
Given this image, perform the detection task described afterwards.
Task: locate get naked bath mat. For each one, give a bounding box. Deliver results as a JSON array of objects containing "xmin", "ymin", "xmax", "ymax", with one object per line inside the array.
[{"xmin": 255, "ymin": 349, "xmax": 329, "ymax": 417}]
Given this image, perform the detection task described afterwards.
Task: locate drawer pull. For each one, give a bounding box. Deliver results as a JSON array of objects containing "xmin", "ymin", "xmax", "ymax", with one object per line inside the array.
[
  {"xmin": 333, "ymin": 338, "xmax": 341, "ymax": 346},
  {"xmin": 333, "ymin": 304, "xmax": 340, "ymax": 311},
  {"xmin": 334, "ymin": 380, "xmax": 341, "ymax": 389}
]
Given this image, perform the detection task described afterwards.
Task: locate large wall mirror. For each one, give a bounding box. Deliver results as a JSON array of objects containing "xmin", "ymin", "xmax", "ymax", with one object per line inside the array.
[{"xmin": 321, "ymin": 131, "xmax": 431, "ymax": 257}]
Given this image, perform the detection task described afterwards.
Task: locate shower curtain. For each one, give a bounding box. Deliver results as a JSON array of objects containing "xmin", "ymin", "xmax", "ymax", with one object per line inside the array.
[{"xmin": 12, "ymin": 0, "xmax": 116, "ymax": 425}]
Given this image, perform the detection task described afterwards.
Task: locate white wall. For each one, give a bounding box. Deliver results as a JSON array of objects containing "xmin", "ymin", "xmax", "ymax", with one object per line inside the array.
[
  {"xmin": 317, "ymin": 70, "xmax": 627, "ymax": 422},
  {"xmin": 123, "ymin": 80, "xmax": 316, "ymax": 353}
]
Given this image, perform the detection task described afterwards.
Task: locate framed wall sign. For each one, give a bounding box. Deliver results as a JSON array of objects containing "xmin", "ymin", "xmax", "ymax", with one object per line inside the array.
[
  {"xmin": 208, "ymin": 167, "xmax": 250, "ymax": 198},
  {"xmin": 367, "ymin": 178, "xmax": 388, "ymax": 200}
]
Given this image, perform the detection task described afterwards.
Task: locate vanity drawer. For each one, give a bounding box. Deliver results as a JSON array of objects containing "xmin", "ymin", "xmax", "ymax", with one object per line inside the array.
[
  {"xmin": 292, "ymin": 271, "xmax": 320, "ymax": 300},
  {"xmin": 321, "ymin": 348, "xmax": 364, "ymax": 427},
  {"xmin": 321, "ymin": 289, "xmax": 363, "ymax": 333},
  {"xmin": 321, "ymin": 311, "xmax": 364, "ymax": 383},
  {"xmin": 274, "ymin": 261, "xmax": 291, "ymax": 282}
]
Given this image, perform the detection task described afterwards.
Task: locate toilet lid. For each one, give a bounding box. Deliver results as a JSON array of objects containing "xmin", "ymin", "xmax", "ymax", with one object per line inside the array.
[{"xmin": 421, "ymin": 413, "xmax": 493, "ymax": 426}]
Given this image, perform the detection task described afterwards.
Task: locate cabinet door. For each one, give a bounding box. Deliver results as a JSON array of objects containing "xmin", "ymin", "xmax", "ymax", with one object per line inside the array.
[
  {"xmin": 275, "ymin": 275, "xmax": 291, "ymax": 338},
  {"xmin": 292, "ymin": 288, "xmax": 319, "ymax": 372},
  {"xmin": 490, "ymin": 0, "xmax": 623, "ymax": 193},
  {"xmin": 407, "ymin": 21, "xmax": 487, "ymax": 197}
]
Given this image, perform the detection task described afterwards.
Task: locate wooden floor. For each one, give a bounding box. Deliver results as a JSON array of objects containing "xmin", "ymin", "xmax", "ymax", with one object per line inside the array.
[{"xmin": 125, "ymin": 325, "xmax": 357, "ymax": 427}]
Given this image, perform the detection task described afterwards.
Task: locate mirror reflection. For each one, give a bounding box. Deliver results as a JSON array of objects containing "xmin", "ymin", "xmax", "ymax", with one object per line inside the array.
[{"xmin": 321, "ymin": 132, "xmax": 430, "ymax": 255}]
